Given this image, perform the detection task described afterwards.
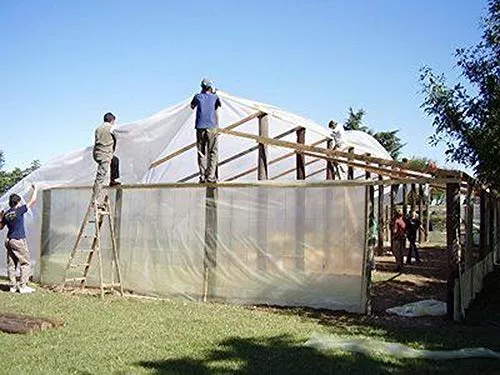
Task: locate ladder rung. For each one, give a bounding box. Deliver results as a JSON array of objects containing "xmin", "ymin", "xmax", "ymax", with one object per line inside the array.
[
  {"xmin": 97, "ymin": 211, "xmax": 110, "ymax": 216},
  {"xmin": 65, "ymin": 277, "xmax": 86, "ymax": 282},
  {"xmin": 76, "ymin": 249, "xmax": 96, "ymax": 254},
  {"xmin": 70, "ymin": 263, "xmax": 91, "ymax": 268}
]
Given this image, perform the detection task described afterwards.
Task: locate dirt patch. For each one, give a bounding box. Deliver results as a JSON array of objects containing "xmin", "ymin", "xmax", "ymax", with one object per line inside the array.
[{"xmin": 371, "ymin": 244, "xmax": 448, "ymax": 313}]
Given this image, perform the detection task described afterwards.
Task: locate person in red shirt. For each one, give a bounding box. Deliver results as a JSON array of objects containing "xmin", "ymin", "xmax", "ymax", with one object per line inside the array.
[{"xmin": 392, "ymin": 209, "xmax": 406, "ymax": 272}]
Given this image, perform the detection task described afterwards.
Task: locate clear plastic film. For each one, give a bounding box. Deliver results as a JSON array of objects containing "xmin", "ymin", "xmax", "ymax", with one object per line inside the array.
[{"xmin": 40, "ymin": 183, "xmax": 369, "ymax": 312}]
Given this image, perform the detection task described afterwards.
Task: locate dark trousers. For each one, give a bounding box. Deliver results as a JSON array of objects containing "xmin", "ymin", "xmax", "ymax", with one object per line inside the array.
[
  {"xmin": 110, "ymin": 156, "xmax": 120, "ymax": 182},
  {"xmin": 407, "ymin": 237, "xmax": 420, "ymax": 263}
]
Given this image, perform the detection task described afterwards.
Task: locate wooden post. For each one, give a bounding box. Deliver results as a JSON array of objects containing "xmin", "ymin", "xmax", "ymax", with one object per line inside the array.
[
  {"xmin": 363, "ymin": 182, "xmax": 376, "ymax": 314},
  {"xmin": 113, "ymin": 188, "xmax": 123, "ymax": 258},
  {"xmin": 203, "ymin": 187, "xmax": 218, "ymax": 301},
  {"xmin": 410, "ymin": 183, "xmax": 416, "ymax": 213},
  {"xmin": 418, "ymin": 185, "xmax": 424, "ymax": 243},
  {"xmin": 488, "ymin": 193, "xmax": 495, "ymax": 257},
  {"xmin": 425, "ymin": 186, "xmax": 431, "ymax": 242},
  {"xmin": 326, "ymin": 139, "xmax": 335, "ymax": 180},
  {"xmin": 296, "ymin": 127, "xmax": 306, "ymax": 180},
  {"xmin": 480, "ymin": 190, "xmax": 486, "ymax": 259},
  {"xmin": 446, "ymin": 181, "xmax": 460, "ymax": 320},
  {"xmin": 390, "ymin": 184, "xmax": 398, "ymax": 256},
  {"xmin": 347, "ymin": 147, "xmax": 354, "ymax": 180},
  {"xmin": 377, "ymin": 172, "xmax": 385, "ymax": 256},
  {"xmin": 257, "ymin": 115, "xmax": 269, "ymax": 272},
  {"xmin": 40, "ymin": 189, "xmax": 52, "ymax": 284},
  {"xmin": 258, "ymin": 115, "xmax": 269, "ymax": 180},
  {"xmin": 295, "ymin": 128, "xmax": 306, "ymax": 271},
  {"xmin": 464, "ymin": 184, "xmax": 474, "ymax": 270},
  {"xmin": 402, "ymin": 184, "xmax": 408, "ymax": 217}
]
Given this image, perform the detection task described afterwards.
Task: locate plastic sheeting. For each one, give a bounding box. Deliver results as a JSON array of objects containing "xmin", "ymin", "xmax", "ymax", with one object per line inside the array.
[
  {"xmin": 386, "ymin": 299, "xmax": 447, "ymax": 317},
  {"xmin": 40, "ymin": 183, "xmax": 369, "ymax": 312},
  {"xmin": 305, "ymin": 333, "xmax": 500, "ymax": 360},
  {"xmin": 0, "ymin": 91, "xmax": 390, "ymax": 277}
]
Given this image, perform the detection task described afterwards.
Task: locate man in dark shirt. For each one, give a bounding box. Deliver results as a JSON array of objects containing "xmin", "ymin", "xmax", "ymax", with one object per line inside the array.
[
  {"xmin": 0, "ymin": 184, "xmax": 37, "ymax": 293},
  {"xmin": 191, "ymin": 79, "xmax": 221, "ymax": 183},
  {"xmin": 405, "ymin": 210, "xmax": 423, "ymax": 264}
]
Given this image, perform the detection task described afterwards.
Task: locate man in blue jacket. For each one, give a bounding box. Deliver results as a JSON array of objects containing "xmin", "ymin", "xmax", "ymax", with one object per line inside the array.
[
  {"xmin": 191, "ymin": 79, "xmax": 221, "ymax": 183},
  {"xmin": 0, "ymin": 184, "xmax": 37, "ymax": 293}
]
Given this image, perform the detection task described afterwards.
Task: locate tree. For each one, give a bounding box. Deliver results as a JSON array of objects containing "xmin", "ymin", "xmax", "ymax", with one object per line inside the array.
[
  {"xmin": 343, "ymin": 107, "xmax": 406, "ymax": 160},
  {"xmin": 420, "ymin": 0, "xmax": 500, "ymax": 188},
  {"xmin": 0, "ymin": 156, "xmax": 41, "ymax": 195}
]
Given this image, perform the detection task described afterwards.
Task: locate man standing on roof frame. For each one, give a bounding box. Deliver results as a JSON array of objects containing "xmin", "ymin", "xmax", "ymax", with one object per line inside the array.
[{"xmin": 191, "ymin": 79, "xmax": 222, "ymax": 183}]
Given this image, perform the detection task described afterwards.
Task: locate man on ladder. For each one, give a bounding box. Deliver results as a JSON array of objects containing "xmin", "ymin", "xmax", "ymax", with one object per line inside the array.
[{"xmin": 62, "ymin": 112, "xmax": 123, "ymax": 296}]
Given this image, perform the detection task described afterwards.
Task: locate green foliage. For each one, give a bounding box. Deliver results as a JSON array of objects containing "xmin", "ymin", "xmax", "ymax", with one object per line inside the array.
[
  {"xmin": 420, "ymin": 0, "xmax": 500, "ymax": 188},
  {"xmin": 343, "ymin": 107, "xmax": 406, "ymax": 160},
  {"xmin": 0, "ymin": 152, "xmax": 40, "ymax": 195}
]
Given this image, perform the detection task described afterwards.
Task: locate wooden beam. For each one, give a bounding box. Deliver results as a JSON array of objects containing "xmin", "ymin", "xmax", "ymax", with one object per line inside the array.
[
  {"xmin": 258, "ymin": 114, "xmax": 269, "ymax": 180},
  {"xmin": 150, "ymin": 111, "xmax": 264, "ymax": 169},
  {"xmin": 217, "ymin": 127, "xmax": 458, "ymax": 178},
  {"xmin": 271, "ymin": 158, "xmax": 321, "ymax": 180},
  {"xmin": 446, "ymin": 181, "xmax": 460, "ymax": 320},
  {"xmin": 225, "ymin": 139, "xmax": 327, "ymax": 182},
  {"xmin": 179, "ymin": 127, "xmax": 300, "ymax": 182},
  {"xmin": 296, "ymin": 128, "xmax": 306, "ymax": 180}
]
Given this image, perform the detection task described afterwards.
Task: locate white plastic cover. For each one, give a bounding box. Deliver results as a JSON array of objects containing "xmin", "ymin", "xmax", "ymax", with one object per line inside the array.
[
  {"xmin": 386, "ymin": 299, "xmax": 447, "ymax": 317},
  {"xmin": 40, "ymin": 183, "xmax": 368, "ymax": 312},
  {"xmin": 305, "ymin": 333, "xmax": 500, "ymax": 360},
  {"xmin": 0, "ymin": 91, "xmax": 390, "ymax": 279}
]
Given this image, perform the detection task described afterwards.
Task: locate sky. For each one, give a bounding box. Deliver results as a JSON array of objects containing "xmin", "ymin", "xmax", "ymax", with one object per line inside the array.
[{"xmin": 0, "ymin": 0, "xmax": 487, "ymax": 171}]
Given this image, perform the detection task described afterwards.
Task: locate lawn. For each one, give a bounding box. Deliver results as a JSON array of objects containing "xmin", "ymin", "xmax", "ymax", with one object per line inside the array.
[{"xmin": 0, "ymin": 283, "xmax": 500, "ymax": 374}]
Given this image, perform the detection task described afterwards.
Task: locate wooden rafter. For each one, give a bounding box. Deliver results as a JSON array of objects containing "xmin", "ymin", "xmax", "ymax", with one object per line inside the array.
[{"xmin": 149, "ymin": 111, "xmax": 264, "ymax": 169}]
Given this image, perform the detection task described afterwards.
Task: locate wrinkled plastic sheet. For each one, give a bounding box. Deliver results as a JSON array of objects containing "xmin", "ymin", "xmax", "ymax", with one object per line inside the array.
[
  {"xmin": 386, "ymin": 299, "xmax": 447, "ymax": 317},
  {"xmin": 305, "ymin": 333, "xmax": 500, "ymax": 360},
  {"xmin": 40, "ymin": 184, "xmax": 369, "ymax": 312}
]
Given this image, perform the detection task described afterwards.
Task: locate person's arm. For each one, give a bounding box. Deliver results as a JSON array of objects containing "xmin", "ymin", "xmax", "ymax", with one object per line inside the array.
[
  {"xmin": 215, "ymin": 97, "xmax": 221, "ymax": 126},
  {"xmin": 0, "ymin": 210, "xmax": 5, "ymax": 230},
  {"xmin": 27, "ymin": 184, "xmax": 37, "ymax": 209},
  {"xmin": 190, "ymin": 95, "xmax": 198, "ymax": 110}
]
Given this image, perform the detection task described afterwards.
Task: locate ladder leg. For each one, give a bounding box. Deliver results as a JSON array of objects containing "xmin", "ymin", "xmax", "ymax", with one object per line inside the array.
[{"xmin": 63, "ymin": 200, "xmax": 94, "ymax": 287}]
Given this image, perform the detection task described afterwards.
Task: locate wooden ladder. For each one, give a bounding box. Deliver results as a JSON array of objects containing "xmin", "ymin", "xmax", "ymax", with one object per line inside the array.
[{"xmin": 62, "ymin": 195, "xmax": 123, "ymax": 297}]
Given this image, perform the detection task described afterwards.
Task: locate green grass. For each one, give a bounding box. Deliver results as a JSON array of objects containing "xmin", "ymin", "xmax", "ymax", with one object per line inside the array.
[{"xmin": 0, "ymin": 287, "xmax": 499, "ymax": 374}]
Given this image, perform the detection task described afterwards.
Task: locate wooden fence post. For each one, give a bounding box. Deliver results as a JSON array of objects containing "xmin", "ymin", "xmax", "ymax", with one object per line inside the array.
[
  {"xmin": 203, "ymin": 187, "xmax": 218, "ymax": 301},
  {"xmin": 446, "ymin": 181, "xmax": 460, "ymax": 320},
  {"xmin": 377, "ymin": 171, "xmax": 385, "ymax": 256},
  {"xmin": 295, "ymin": 127, "xmax": 306, "ymax": 271}
]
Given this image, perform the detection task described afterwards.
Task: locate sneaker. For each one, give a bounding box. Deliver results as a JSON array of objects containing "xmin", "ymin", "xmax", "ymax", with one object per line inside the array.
[
  {"xmin": 109, "ymin": 180, "xmax": 122, "ymax": 187},
  {"xmin": 9, "ymin": 286, "xmax": 18, "ymax": 293},
  {"xmin": 18, "ymin": 286, "xmax": 35, "ymax": 294}
]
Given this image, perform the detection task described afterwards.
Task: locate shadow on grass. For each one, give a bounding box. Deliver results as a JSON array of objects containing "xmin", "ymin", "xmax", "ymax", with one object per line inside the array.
[{"xmin": 137, "ymin": 335, "xmax": 401, "ymax": 375}]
